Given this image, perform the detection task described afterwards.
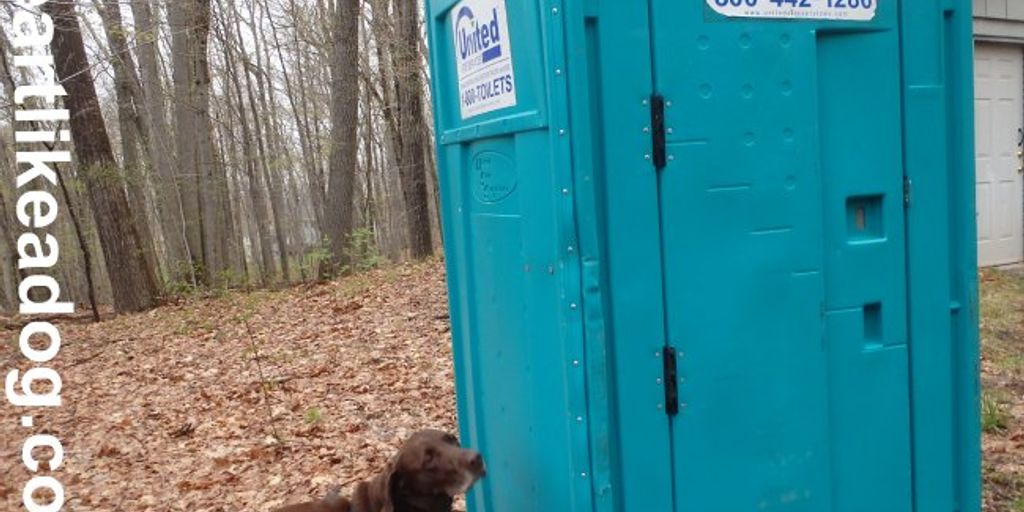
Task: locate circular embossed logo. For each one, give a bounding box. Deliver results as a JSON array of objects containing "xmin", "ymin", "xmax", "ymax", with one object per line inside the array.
[{"xmin": 472, "ymin": 151, "xmax": 517, "ymax": 203}]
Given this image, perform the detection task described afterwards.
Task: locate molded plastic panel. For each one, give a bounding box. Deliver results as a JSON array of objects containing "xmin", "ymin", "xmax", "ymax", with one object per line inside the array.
[{"xmin": 424, "ymin": 0, "xmax": 980, "ymax": 510}]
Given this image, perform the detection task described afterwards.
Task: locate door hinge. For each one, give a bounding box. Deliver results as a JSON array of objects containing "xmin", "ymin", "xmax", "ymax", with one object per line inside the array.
[
  {"xmin": 903, "ymin": 176, "xmax": 912, "ymax": 208},
  {"xmin": 650, "ymin": 94, "xmax": 667, "ymax": 170},
  {"xmin": 662, "ymin": 346, "xmax": 679, "ymax": 416}
]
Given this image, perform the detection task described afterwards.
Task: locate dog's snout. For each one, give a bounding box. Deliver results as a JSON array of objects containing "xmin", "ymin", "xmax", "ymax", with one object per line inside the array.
[{"xmin": 466, "ymin": 451, "xmax": 485, "ymax": 476}]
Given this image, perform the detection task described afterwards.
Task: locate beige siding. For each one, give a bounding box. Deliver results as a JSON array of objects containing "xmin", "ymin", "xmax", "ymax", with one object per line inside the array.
[{"xmin": 977, "ymin": 0, "xmax": 1024, "ymax": 21}]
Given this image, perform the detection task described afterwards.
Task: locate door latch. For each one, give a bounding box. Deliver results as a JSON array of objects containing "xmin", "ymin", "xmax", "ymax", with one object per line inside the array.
[
  {"xmin": 663, "ymin": 346, "xmax": 679, "ymax": 416},
  {"xmin": 650, "ymin": 95, "xmax": 667, "ymax": 170}
]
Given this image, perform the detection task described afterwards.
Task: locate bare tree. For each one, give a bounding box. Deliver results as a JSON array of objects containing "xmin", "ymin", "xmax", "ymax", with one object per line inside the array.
[
  {"xmin": 392, "ymin": 0, "xmax": 433, "ymax": 259},
  {"xmin": 215, "ymin": 0, "xmax": 275, "ymax": 284},
  {"xmin": 0, "ymin": 0, "xmax": 448, "ymax": 313},
  {"xmin": 170, "ymin": 0, "xmax": 232, "ymax": 284},
  {"xmin": 240, "ymin": 0, "xmax": 290, "ymax": 282},
  {"xmin": 169, "ymin": 0, "xmax": 205, "ymax": 279},
  {"xmin": 132, "ymin": 0, "xmax": 193, "ymax": 282},
  {"xmin": 0, "ymin": 149, "xmax": 23, "ymax": 307},
  {"xmin": 95, "ymin": 0, "xmax": 161, "ymax": 279},
  {"xmin": 323, "ymin": 0, "xmax": 359, "ymax": 274},
  {"xmin": 45, "ymin": 1, "xmax": 161, "ymax": 312}
]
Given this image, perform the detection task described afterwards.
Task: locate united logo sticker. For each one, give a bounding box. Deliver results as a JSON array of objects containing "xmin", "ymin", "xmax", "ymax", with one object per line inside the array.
[{"xmin": 451, "ymin": 0, "xmax": 518, "ymax": 119}]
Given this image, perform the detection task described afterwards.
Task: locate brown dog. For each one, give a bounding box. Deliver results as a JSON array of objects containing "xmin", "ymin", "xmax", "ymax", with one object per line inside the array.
[{"xmin": 273, "ymin": 430, "xmax": 486, "ymax": 512}]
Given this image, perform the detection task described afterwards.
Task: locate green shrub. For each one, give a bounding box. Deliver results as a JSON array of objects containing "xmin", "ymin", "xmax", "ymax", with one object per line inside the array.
[
  {"xmin": 345, "ymin": 228, "xmax": 383, "ymax": 273},
  {"xmin": 981, "ymin": 392, "xmax": 1011, "ymax": 433}
]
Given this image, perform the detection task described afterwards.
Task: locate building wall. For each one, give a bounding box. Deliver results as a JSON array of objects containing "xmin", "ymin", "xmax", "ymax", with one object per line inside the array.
[
  {"xmin": 976, "ymin": 1, "xmax": 1024, "ymax": 42},
  {"xmin": 974, "ymin": 5, "xmax": 1024, "ymax": 266},
  {"xmin": 975, "ymin": 0, "xmax": 1024, "ymax": 20}
]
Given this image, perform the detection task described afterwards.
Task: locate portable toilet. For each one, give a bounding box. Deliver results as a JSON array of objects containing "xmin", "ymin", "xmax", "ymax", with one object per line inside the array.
[{"xmin": 424, "ymin": 1, "xmax": 981, "ymax": 511}]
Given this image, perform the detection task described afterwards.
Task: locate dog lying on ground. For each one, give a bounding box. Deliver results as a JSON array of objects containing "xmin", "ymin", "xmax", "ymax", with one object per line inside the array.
[{"xmin": 273, "ymin": 430, "xmax": 486, "ymax": 512}]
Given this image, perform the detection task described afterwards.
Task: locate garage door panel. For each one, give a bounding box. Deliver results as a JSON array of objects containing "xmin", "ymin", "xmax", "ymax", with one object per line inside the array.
[
  {"xmin": 975, "ymin": 99, "xmax": 992, "ymax": 162},
  {"xmin": 977, "ymin": 183, "xmax": 993, "ymax": 242},
  {"xmin": 998, "ymin": 180, "xmax": 1021, "ymax": 239},
  {"xmin": 974, "ymin": 44, "xmax": 1024, "ymax": 266},
  {"xmin": 995, "ymin": 100, "xmax": 1016, "ymax": 149}
]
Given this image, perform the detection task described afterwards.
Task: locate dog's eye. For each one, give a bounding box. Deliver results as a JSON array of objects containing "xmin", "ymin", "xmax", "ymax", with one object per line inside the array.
[{"xmin": 423, "ymin": 447, "xmax": 438, "ymax": 463}]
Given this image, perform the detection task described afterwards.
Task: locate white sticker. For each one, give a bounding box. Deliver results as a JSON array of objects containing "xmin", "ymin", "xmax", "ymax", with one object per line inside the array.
[
  {"xmin": 707, "ymin": 0, "xmax": 876, "ymax": 21},
  {"xmin": 452, "ymin": 0, "xmax": 518, "ymax": 119}
]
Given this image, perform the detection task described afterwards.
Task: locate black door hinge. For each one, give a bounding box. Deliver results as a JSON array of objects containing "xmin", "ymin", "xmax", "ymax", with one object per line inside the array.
[
  {"xmin": 903, "ymin": 176, "xmax": 912, "ymax": 208},
  {"xmin": 650, "ymin": 94, "xmax": 667, "ymax": 170},
  {"xmin": 663, "ymin": 346, "xmax": 679, "ymax": 416}
]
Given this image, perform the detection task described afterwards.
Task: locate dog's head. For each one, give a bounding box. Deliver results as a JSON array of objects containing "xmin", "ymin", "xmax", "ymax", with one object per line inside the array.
[{"xmin": 385, "ymin": 429, "xmax": 486, "ymax": 506}]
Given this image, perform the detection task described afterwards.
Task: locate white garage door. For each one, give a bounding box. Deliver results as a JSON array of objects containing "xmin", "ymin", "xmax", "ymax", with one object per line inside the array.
[{"xmin": 975, "ymin": 44, "xmax": 1024, "ymax": 267}]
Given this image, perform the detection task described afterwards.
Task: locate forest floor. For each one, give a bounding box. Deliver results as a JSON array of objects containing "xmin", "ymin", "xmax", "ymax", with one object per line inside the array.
[
  {"xmin": 981, "ymin": 267, "xmax": 1024, "ymax": 511},
  {"xmin": 0, "ymin": 259, "xmax": 1021, "ymax": 511}
]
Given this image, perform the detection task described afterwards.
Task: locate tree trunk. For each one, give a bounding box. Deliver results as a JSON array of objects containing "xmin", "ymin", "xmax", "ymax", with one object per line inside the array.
[
  {"xmin": 133, "ymin": 0, "xmax": 193, "ymax": 280},
  {"xmin": 323, "ymin": 0, "xmax": 360, "ymax": 274},
  {"xmin": 0, "ymin": 138, "xmax": 26, "ymax": 291},
  {"xmin": 271, "ymin": 0, "xmax": 326, "ymax": 234},
  {"xmin": 393, "ymin": 0, "xmax": 433, "ymax": 259},
  {"xmin": 248, "ymin": 1, "xmax": 292, "ymax": 283},
  {"xmin": 216, "ymin": 0, "xmax": 274, "ymax": 284},
  {"xmin": 193, "ymin": 0, "xmax": 230, "ymax": 283},
  {"xmin": 0, "ymin": 165, "xmax": 24, "ymax": 311},
  {"xmin": 96, "ymin": 0, "xmax": 161, "ymax": 281},
  {"xmin": 54, "ymin": 161, "xmax": 102, "ymax": 322},
  {"xmin": 168, "ymin": 0, "xmax": 205, "ymax": 279},
  {"xmin": 368, "ymin": 0, "xmax": 407, "ymax": 256},
  {"xmin": 45, "ymin": 1, "xmax": 160, "ymax": 313}
]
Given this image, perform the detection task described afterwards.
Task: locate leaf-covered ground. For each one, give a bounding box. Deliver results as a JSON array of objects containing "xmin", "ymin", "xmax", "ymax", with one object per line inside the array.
[
  {"xmin": 0, "ymin": 260, "xmax": 458, "ymax": 511},
  {"xmin": 0, "ymin": 260, "xmax": 1021, "ymax": 511},
  {"xmin": 981, "ymin": 268, "xmax": 1024, "ymax": 512}
]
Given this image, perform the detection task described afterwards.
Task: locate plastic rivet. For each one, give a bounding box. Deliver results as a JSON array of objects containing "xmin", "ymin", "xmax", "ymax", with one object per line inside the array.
[
  {"xmin": 552, "ymin": 7, "xmax": 559, "ymax": 15},
  {"xmin": 562, "ymin": 188, "xmax": 570, "ymax": 195},
  {"xmin": 642, "ymin": 99, "xmax": 649, "ymax": 106},
  {"xmin": 559, "ymin": 129, "xmax": 566, "ymax": 136},
  {"xmin": 573, "ymin": 360, "xmax": 580, "ymax": 367},
  {"xmin": 576, "ymin": 416, "xmax": 583, "ymax": 422},
  {"xmin": 581, "ymin": 473, "xmax": 588, "ymax": 478},
  {"xmin": 644, "ymin": 154, "xmax": 652, "ymax": 160},
  {"xmin": 667, "ymin": 127, "xmax": 674, "ymax": 135},
  {"xmin": 570, "ymin": 303, "xmax": 578, "ymax": 310},
  {"xmin": 656, "ymin": 378, "xmax": 663, "ymax": 385},
  {"xmin": 555, "ymin": 68, "xmax": 562, "ymax": 75},
  {"xmin": 657, "ymin": 403, "xmax": 664, "ymax": 410},
  {"xmin": 668, "ymin": 155, "xmax": 675, "ymax": 162},
  {"xmin": 666, "ymin": 101, "xmax": 673, "ymax": 108},
  {"xmin": 643, "ymin": 126, "xmax": 651, "ymax": 133}
]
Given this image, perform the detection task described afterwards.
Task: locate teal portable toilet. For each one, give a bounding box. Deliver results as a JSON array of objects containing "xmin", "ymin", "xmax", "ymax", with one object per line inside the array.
[{"xmin": 425, "ymin": 1, "xmax": 981, "ymax": 511}]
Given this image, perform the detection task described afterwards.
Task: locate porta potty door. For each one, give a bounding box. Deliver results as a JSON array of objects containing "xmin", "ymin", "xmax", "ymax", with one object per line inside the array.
[{"xmin": 648, "ymin": 2, "xmax": 911, "ymax": 511}]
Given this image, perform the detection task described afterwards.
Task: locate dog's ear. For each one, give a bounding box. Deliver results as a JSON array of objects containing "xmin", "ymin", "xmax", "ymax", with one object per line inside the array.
[{"xmin": 377, "ymin": 459, "xmax": 398, "ymax": 512}]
